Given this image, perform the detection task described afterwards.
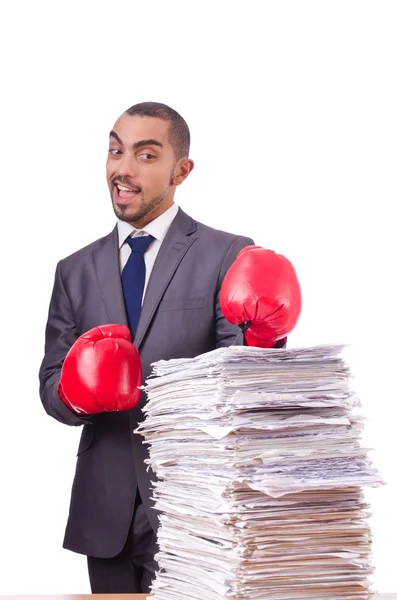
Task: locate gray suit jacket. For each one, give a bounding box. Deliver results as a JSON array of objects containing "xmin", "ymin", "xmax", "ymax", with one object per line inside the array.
[{"xmin": 39, "ymin": 207, "xmax": 254, "ymax": 558}]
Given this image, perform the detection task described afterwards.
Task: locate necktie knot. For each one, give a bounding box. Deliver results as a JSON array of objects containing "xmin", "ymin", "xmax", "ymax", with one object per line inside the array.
[{"xmin": 126, "ymin": 235, "xmax": 154, "ymax": 254}]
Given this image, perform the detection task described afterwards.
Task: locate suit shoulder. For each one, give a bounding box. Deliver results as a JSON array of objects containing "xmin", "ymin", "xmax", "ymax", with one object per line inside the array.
[
  {"xmin": 194, "ymin": 218, "xmax": 254, "ymax": 247},
  {"xmin": 57, "ymin": 229, "xmax": 115, "ymax": 271}
]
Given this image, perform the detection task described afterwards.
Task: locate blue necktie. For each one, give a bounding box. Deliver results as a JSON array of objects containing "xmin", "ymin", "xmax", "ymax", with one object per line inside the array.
[{"xmin": 121, "ymin": 235, "xmax": 154, "ymax": 339}]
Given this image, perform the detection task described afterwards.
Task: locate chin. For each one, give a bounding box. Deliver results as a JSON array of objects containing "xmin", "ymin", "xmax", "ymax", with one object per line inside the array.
[
  {"xmin": 113, "ymin": 203, "xmax": 131, "ymax": 220},
  {"xmin": 114, "ymin": 205, "xmax": 143, "ymax": 224}
]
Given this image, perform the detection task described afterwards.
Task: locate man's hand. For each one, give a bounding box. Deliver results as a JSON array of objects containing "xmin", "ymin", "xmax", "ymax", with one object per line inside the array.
[
  {"xmin": 220, "ymin": 246, "xmax": 302, "ymax": 347},
  {"xmin": 57, "ymin": 324, "xmax": 142, "ymax": 414}
]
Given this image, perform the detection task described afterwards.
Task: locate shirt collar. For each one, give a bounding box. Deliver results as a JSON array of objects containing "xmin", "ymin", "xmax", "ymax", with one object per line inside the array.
[{"xmin": 117, "ymin": 203, "xmax": 179, "ymax": 249}]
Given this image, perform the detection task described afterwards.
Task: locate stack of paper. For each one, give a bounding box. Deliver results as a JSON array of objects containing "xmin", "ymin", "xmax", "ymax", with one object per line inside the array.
[{"xmin": 136, "ymin": 344, "xmax": 383, "ymax": 600}]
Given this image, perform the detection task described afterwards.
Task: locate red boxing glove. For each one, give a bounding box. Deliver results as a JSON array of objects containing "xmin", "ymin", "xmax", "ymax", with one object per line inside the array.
[
  {"xmin": 58, "ymin": 324, "xmax": 142, "ymax": 414},
  {"xmin": 220, "ymin": 246, "xmax": 302, "ymax": 348}
]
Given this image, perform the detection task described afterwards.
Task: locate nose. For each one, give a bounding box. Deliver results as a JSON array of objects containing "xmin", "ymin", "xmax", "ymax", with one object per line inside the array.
[{"xmin": 116, "ymin": 152, "xmax": 138, "ymax": 179}]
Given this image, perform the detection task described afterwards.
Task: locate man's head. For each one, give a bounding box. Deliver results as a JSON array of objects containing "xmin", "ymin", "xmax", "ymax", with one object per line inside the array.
[{"xmin": 107, "ymin": 102, "xmax": 194, "ymax": 228}]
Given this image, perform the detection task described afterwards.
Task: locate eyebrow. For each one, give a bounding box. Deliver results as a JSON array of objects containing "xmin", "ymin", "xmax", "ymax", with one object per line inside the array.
[{"xmin": 109, "ymin": 131, "xmax": 163, "ymax": 150}]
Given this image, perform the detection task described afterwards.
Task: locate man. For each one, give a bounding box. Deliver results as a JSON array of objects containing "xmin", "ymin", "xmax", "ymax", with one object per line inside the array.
[{"xmin": 39, "ymin": 102, "xmax": 300, "ymax": 593}]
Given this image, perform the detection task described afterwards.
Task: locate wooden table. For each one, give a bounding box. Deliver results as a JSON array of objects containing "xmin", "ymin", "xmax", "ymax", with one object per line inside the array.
[{"xmin": 1, "ymin": 594, "xmax": 396, "ymax": 599}]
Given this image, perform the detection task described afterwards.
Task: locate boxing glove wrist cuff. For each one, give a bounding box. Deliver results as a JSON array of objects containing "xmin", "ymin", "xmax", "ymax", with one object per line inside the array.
[
  {"xmin": 57, "ymin": 381, "xmax": 80, "ymax": 416},
  {"xmin": 238, "ymin": 321, "xmax": 252, "ymax": 335}
]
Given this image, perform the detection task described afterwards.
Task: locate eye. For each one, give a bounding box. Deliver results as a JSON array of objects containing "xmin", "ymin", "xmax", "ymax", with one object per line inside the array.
[
  {"xmin": 139, "ymin": 152, "xmax": 156, "ymax": 160},
  {"xmin": 109, "ymin": 149, "xmax": 121, "ymax": 155}
]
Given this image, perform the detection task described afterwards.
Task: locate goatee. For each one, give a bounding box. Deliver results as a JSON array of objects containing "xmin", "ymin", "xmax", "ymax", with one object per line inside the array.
[{"xmin": 113, "ymin": 187, "xmax": 169, "ymax": 224}]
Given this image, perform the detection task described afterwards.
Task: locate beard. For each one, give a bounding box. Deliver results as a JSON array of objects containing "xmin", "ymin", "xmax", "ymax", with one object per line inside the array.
[{"xmin": 112, "ymin": 185, "xmax": 170, "ymax": 224}]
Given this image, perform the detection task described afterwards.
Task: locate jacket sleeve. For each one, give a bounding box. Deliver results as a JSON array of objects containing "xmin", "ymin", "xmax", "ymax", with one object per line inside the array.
[
  {"xmin": 214, "ymin": 235, "xmax": 255, "ymax": 348},
  {"xmin": 214, "ymin": 236, "xmax": 288, "ymax": 349},
  {"xmin": 38, "ymin": 260, "xmax": 91, "ymax": 426}
]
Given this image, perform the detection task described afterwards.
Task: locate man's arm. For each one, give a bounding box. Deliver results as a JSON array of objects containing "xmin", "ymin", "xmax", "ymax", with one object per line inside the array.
[
  {"xmin": 38, "ymin": 261, "xmax": 90, "ymax": 426},
  {"xmin": 214, "ymin": 236, "xmax": 255, "ymax": 348},
  {"xmin": 214, "ymin": 237, "xmax": 288, "ymax": 349}
]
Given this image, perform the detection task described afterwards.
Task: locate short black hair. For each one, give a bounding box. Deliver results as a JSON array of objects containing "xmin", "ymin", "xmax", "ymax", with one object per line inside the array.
[{"xmin": 125, "ymin": 102, "xmax": 190, "ymax": 160}]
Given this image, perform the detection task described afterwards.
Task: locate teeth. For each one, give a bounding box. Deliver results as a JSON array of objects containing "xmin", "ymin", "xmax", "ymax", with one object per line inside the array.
[{"xmin": 118, "ymin": 185, "xmax": 133, "ymax": 192}]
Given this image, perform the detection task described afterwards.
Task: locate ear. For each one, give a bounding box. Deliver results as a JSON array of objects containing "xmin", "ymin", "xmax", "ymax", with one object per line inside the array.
[{"xmin": 171, "ymin": 158, "xmax": 194, "ymax": 186}]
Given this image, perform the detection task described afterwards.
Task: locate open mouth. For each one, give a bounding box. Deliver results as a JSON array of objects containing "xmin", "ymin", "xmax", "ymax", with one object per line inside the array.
[{"xmin": 114, "ymin": 183, "xmax": 141, "ymax": 202}]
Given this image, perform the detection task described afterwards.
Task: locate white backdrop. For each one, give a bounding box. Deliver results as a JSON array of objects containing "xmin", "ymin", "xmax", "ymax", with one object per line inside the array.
[{"xmin": 0, "ymin": 0, "xmax": 395, "ymax": 594}]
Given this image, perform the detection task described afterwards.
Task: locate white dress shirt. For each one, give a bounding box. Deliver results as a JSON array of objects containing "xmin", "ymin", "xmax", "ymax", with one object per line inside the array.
[{"xmin": 117, "ymin": 202, "xmax": 179, "ymax": 301}]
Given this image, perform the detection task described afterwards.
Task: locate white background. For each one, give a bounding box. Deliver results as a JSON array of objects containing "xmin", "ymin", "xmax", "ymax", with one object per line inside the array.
[{"xmin": 0, "ymin": 0, "xmax": 395, "ymax": 594}]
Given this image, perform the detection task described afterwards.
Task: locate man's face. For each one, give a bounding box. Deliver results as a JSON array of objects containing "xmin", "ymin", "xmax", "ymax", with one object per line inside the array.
[{"xmin": 107, "ymin": 114, "xmax": 180, "ymax": 227}]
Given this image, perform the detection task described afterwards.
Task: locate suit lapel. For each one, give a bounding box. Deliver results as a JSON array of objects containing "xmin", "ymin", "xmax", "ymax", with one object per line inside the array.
[
  {"xmin": 133, "ymin": 208, "xmax": 198, "ymax": 349},
  {"xmin": 92, "ymin": 209, "xmax": 198, "ymax": 348},
  {"xmin": 92, "ymin": 226, "xmax": 129, "ymax": 327}
]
